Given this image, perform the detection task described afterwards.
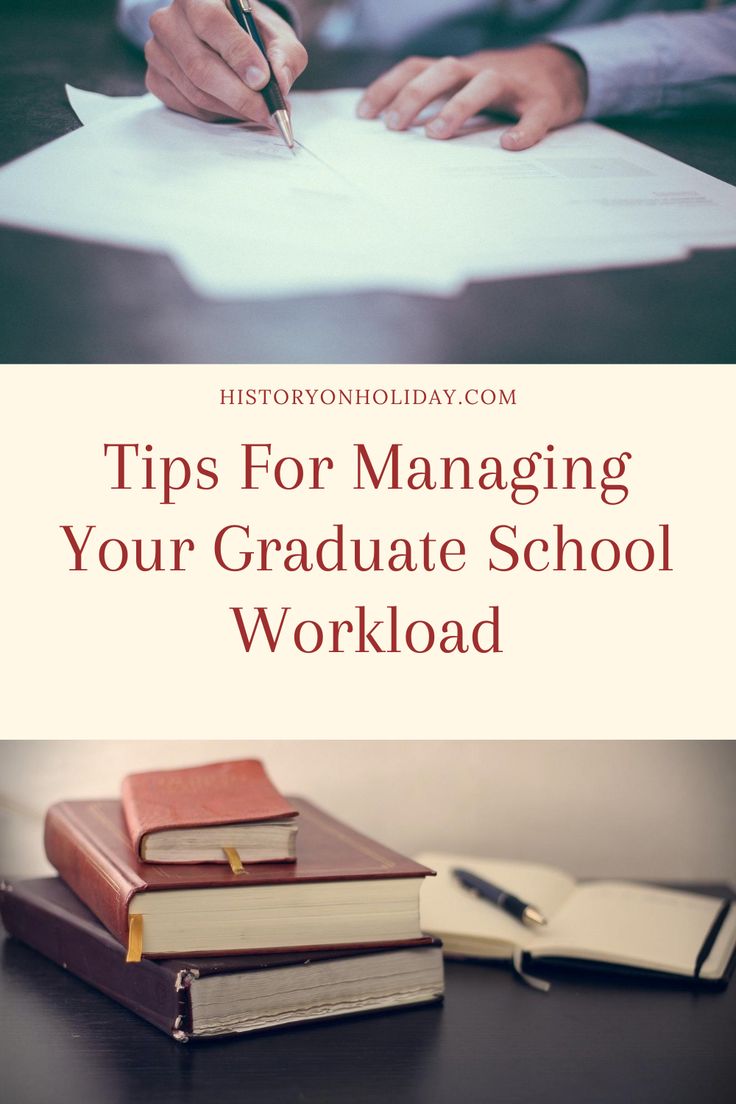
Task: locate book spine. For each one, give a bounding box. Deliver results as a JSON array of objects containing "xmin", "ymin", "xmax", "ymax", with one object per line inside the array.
[
  {"xmin": 120, "ymin": 777, "xmax": 145, "ymax": 859},
  {"xmin": 44, "ymin": 803, "xmax": 136, "ymax": 949},
  {"xmin": 0, "ymin": 883, "xmax": 190, "ymax": 1039}
]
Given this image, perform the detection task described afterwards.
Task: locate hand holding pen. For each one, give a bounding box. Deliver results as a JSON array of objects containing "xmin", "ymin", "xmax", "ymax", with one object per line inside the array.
[{"xmin": 144, "ymin": 0, "xmax": 306, "ymax": 136}]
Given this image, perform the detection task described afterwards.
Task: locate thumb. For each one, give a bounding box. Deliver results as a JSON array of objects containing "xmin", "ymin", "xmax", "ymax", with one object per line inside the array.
[{"xmin": 501, "ymin": 101, "xmax": 554, "ymax": 151}]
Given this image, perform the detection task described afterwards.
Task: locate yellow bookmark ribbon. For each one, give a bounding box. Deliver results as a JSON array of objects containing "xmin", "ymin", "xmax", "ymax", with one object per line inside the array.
[
  {"xmin": 224, "ymin": 847, "xmax": 246, "ymax": 874},
  {"xmin": 127, "ymin": 913, "xmax": 143, "ymax": 963}
]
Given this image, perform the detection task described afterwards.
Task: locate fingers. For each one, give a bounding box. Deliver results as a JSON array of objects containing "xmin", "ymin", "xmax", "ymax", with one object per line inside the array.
[
  {"xmin": 381, "ymin": 56, "xmax": 470, "ymax": 131},
  {"xmin": 181, "ymin": 0, "xmax": 271, "ymax": 88},
  {"xmin": 147, "ymin": 0, "xmax": 308, "ymax": 124},
  {"xmin": 182, "ymin": 0, "xmax": 307, "ymax": 98},
  {"xmin": 357, "ymin": 57, "xmax": 432, "ymax": 119},
  {"xmin": 145, "ymin": 67, "xmax": 223, "ymax": 123},
  {"xmin": 501, "ymin": 102, "xmax": 555, "ymax": 150},
  {"xmin": 145, "ymin": 36, "xmax": 248, "ymax": 120},
  {"xmin": 424, "ymin": 70, "xmax": 505, "ymax": 139},
  {"xmin": 357, "ymin": 44, "xmax": 573, "ymax": 150},
  {"xmin": 149, "ymin": 4, "xmax": 270, "ymax": 122}
]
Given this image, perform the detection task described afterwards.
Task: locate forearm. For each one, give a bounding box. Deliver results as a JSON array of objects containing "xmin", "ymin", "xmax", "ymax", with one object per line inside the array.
[{"xmin": 548, "ymin": 7, "xmax": 736, "ymax": 117}]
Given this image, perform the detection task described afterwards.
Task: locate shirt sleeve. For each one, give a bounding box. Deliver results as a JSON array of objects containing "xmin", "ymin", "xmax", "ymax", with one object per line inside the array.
[
  {"xmin": 116, "ymin": 1, "xmax": 299, "ymax": 49},
  {"xmin": 547, "ymin": 6, "xmax": 736, "ymax": 117}
]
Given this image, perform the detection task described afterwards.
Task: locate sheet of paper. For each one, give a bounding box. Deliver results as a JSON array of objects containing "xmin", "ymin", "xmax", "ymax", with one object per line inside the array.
[
  {"xmin": 66, "ymin": 85, "xmax": 143, "ymax": 126},
  {"xmin": 300, "ymin": 95, "xmax": 736, "ymax": 274},
  {"xmin": 0, "ymin": 86, "xmax": 733, "ymax": 299}
]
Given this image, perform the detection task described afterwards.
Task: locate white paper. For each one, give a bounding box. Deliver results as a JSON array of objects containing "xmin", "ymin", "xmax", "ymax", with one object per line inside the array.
[
  {"xmin": 66, "ymin": 85, "xmax": 143, "ymax": 126},
  {"xmin": 0, "ymin": 86, "xmax": 733, "ymax": 299}
]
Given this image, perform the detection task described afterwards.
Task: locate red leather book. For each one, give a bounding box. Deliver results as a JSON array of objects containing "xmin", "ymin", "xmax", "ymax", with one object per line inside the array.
[
  {"xmin": 121, "ymin": 759, "xmax": 298, "ymax": 865},
  {"xmin": 0, "ymin": 878, "xmax": 444, "ymax": 1041},
  {"xmin": 44, "ymin": 797, "xmax": 434, "ymax": 959}
]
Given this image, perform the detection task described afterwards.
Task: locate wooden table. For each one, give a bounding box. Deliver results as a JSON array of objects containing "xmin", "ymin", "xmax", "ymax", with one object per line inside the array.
[{"xmin": 2, "ymin": 909, "xmax": 735, "ymax": 1104}]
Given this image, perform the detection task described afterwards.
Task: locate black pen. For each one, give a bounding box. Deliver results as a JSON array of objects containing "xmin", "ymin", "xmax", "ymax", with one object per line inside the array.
[
  {"xmin": 453, "ymin": 868, "xmax": 548, "ymax": 928},
  {"xmin": 229, "ymin": 0, "xmax": 295, "ymax": 150}
]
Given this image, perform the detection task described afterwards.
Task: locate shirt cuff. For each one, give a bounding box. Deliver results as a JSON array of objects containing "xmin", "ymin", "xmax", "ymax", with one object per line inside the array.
[{"xmin": 546, "ymin": 21, "xmax": 671, "ymax": 119}]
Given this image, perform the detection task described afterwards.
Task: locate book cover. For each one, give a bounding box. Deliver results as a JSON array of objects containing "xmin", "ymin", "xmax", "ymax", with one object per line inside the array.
[
  {"xmin": 0, "ymin": 877, "xmax": 443, "ymax": 1041},
  {"xmin": 44, "ymin": 795, "xmax": 433, "ymax": 953},
  {"xmin": 121, "ymin": 758, "xmax": 298, "ymax": 859}
]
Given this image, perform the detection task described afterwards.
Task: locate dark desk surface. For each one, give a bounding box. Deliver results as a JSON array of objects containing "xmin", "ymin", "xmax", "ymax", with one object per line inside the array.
[
  {"xmin": 2, "ymin": 922, "xmax": 735, "ymax": 1104},
  {"xmin": 1, "ymin": 0, "xmax": 735, "ymax": 364}
]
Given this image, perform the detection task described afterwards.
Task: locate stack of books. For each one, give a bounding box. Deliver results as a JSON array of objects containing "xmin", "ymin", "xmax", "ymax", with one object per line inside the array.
[{"xmin": 0, "ymin": 759, "xmax": 444, "ymax": 1041}]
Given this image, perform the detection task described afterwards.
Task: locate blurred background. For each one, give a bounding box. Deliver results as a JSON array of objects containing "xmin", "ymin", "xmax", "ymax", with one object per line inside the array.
[{"xmin": 1, "ymin": 740, "xmax": 734, "ymax": 883}]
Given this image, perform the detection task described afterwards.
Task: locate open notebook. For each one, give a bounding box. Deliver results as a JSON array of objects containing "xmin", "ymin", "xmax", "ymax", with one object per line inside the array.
[{"xmin": 417, "ymin": 854, "xmax": 736, "ymax": 987}]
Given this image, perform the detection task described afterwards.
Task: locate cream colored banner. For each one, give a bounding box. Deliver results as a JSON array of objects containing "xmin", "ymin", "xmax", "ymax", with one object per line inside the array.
[{"xmin": 1, "ymin": 364, "xmax": 733, "ymax": 739}]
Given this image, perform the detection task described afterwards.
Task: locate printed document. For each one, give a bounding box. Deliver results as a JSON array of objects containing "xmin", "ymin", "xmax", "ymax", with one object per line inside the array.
[{"xmin": 0, "ymin": 87, "xmax": 733, "ymax": 298}]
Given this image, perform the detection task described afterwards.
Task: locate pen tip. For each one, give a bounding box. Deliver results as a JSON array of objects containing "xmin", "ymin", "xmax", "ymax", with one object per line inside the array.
[
  {"xmin": 274, "ymin": 109, "xmax": 295, "ymax": 151},
  {"xmin": 523, "ymin": 906, "xmax": 547, "ymax": 927}
]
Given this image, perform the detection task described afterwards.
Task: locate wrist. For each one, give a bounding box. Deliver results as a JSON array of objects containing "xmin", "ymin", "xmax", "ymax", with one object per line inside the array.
[{"xmin": 538, "ymin": 42, "xmax": 589, "ymax": 116}]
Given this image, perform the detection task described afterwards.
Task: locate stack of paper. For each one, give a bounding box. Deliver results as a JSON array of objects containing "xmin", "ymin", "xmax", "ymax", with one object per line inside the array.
[{"xmin": 0, "ymin": 85, "xmax": 733, "ymax": 299}]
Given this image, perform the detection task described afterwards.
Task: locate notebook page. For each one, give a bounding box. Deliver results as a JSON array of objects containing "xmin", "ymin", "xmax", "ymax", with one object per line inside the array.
[
  {"xmin": 416, "ymin": 854, "xmax": 575, "ymax": 956},
  {"xmin": 527, "ymin": 882, "xmax": 728, "ymax": 976}
]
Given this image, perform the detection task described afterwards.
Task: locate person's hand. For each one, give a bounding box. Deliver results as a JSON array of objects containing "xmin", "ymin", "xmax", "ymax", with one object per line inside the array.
[
  {"xmin": 357, "ymin": 44, "xmax": 588, "ymax": 150},
  {"xmin": 145, "ymin": 0, "xmax": 308, "ymax": 124}
]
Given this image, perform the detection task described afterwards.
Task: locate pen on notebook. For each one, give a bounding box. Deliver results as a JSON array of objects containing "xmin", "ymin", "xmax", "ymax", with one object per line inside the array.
[
  {"xmin": 229, "ymin": 0, "xmax": 295, "ymax": 150},
  {"xmin": 453, "ymin": 868, "xmax": 548, "ymax": 928}
]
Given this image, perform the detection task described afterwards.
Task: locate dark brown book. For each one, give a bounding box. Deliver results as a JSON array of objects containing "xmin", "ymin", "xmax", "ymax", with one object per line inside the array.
[
  {"xmin": 121, "ymin": 759, "xmax": 298, "ymax": 866},
  {"xmin": 0, "ymin": 878, "xmax": 444, "ymax": 1041},
  {"xmin": 44, "ymin": 797, "xmax": 433, "ymax": 959}
]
